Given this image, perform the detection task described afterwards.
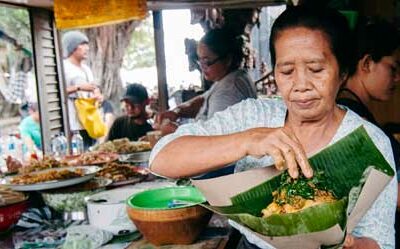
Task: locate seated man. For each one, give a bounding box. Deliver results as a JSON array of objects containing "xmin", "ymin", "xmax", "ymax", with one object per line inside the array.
[
  {"xmin": 107, "ymin": 83, "xmax": 153, "ymax": 141},
  {"xmin": 19, "ymin": 102, "xmax": 41, "ymax": 152}
]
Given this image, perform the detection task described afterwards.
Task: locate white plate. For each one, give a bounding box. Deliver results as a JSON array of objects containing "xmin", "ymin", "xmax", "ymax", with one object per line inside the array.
[{"xmin": 0, "ymin": 166, "xmax": 100, "ymax": 191}]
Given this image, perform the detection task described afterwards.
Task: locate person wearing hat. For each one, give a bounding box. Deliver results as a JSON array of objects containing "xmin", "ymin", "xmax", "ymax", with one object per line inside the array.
[
  {"xmin": 62, "ymin": 30, "xmax": 97, "ymax": 148},
  {"xmin": 19, "ymin": 102, "xmax": 41, "ymax": 152},
  {"xmin": 106, "ymin": 83, "xmax": 153, "ymax": 141}
]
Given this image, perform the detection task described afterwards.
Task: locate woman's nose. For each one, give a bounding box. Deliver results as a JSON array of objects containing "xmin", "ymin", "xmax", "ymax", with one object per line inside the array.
[{"xmin": 293, "ymin": 69, "xmax": 312, "ymax": 91}]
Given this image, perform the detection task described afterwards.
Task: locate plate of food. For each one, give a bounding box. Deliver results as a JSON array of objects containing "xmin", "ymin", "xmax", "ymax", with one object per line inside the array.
[
  {"xmin": 18, "ymin": 156, "xmax": 68, "ymax": 174},
  {"xmin": 96, "ymin": 162, "xmax": 148, "ymax": 187},
  {"xmin": 93, "ymin": 138, "xmax": 152, "ymax": 154},
  {"xmin": 0, "ymin": 166, "xmax": 100, "ymax": 191},
  {"xmin": 63, "ymin": 152, "xmax": 119, "ymax": 166}
]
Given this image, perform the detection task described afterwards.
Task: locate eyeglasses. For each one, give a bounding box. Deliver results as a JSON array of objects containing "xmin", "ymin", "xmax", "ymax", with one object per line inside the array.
[{"xmin": 196, "ymin": 56, "xmax": 222, "ymax": 67}]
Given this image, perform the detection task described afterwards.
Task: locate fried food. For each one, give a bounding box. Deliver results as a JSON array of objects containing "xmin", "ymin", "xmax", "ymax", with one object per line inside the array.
[
  {"xmin": 63, "ymin": 152, "xmax": 118, "ymax": 166},
  {"xmin": 19, "ymin": 156, "xmax": 67, "ymax": 174},
  {"xmin": 93, "ymin": 138, "xmax": 151, "ymax": 154},
  {"xmin": 10, "ymin": 168, "xmax": 85, "ymax": 185},
  {"xmin": 96, "ymin": 162, "xmax": 143, "ymax": 182},
  {"xmin": 261, "ymin": 171, "xmax": 336, "ymax": 218}
]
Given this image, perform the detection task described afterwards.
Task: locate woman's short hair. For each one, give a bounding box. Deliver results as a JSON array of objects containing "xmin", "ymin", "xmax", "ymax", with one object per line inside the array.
[
  {"xmin": 270, "ymin": 6, "xmax": 352, "ymax": 77},
  {"xmin": 200, "ymin": 28, "xmax": 244, "ymax": 70},
  {"xmin": 348, "ymin": 17, "xmax": 400, "ymax": 76}
]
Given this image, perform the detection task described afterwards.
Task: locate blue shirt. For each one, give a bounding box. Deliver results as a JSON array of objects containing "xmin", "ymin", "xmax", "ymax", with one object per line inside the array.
[
  {"xmin": 19, "ymin": 116, "xmax": 41, "ymax": 149},
  {"xmin": 150, "ymin": 98, "xmax": 397, "ymax": 249}
]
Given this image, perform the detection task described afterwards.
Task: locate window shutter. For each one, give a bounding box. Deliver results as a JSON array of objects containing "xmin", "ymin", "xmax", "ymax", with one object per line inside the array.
[{"xmin": 30, "ymin": 8, "xmax": 68, "ymax": 154}]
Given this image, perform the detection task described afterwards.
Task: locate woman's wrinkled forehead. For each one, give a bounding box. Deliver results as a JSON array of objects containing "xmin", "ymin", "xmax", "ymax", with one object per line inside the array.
[{"xmin": 274, "ymin": 26, "xmax": 333, "ymax": 49}]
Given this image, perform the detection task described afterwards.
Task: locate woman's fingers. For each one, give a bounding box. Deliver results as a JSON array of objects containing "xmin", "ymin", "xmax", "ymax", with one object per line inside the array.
[
  {"xmin": 269, "ymin": 147, "xmax": 286, "ymax": 170},
  {"xmin": 280, "ymin": 129, "xmax": 313, "ymax": 178},
  {"xmin": 273, "ymin": 141, "xmax": 298, "ymax": 178},
  {"xmin": 245, "ymin": 127, "xmax": 312, "ymax": 178}
]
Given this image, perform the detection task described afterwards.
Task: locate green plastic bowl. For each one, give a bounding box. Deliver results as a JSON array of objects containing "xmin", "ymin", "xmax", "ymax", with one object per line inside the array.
[
  {"xmin": 127, "ymin": 186, "xmax": 206, "ymax": 210},
  {"xmin": 126, "ymin": 186, "xmax": 211, "ymax": 245}
]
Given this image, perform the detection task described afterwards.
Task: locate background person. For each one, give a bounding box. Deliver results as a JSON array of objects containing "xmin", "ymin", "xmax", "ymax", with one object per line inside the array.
[
  {"xmin": 336, "ymin": 17, "xmax": 400, "ymax": 248},
  {"xmin": 19, "ymin": 102, "xmax": 41, "ymax": 153},
  {"xmin": 150, "ymin": 6, "xmax": 396, "ymax": 249},
  {"xmin": 106, "ymin": 83, "xmax": 153, "ymax": 141},
  {"xmin": 62, "ymin": 30, "xmax": 97, "ymax": 149},
  {"xmin": 154, "ymin": 28, "xmax": 257, "ymax": 135}
]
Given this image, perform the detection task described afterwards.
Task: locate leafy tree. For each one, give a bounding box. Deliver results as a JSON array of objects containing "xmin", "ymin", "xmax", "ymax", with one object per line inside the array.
[
  {"xmin": 83, "ymin": 20, "xmax": 141, "ymax": 109},
  {"xmin": 0, "ymin": 6, "xmax": 32, "ymax": 118},
  {"xmin": 0, "ymin": 7, "xmax": 32, "ymax": 57},
  {"xmin": 123, "ymin": 15, "xmax": 155, "ymax": 70}
]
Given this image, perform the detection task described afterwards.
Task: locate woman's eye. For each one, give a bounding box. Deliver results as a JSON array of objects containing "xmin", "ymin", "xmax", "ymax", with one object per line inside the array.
[
  {"xmin": 280, "ymin": 69, "xmax": 293, "ymax": 75},
  {"xmin": 309, "ymin": 67, "xmax": 323, "ymax": 73}
]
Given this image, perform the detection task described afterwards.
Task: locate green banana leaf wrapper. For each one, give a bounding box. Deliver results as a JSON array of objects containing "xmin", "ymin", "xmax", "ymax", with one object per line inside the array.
[{"xmin": 192, "ymin": 126, "xmax": 394, "ymax": 249}]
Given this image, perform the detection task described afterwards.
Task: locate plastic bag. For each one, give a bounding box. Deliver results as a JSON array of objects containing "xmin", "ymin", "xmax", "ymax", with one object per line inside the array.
[{"xmin": 74, "ymin": 98, "xmax": 107, "ymax": 139}]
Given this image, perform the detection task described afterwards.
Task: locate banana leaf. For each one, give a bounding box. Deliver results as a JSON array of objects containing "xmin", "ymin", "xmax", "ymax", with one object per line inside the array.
[{"xmin": 202, "ymin": 126, "xmax": 394, "ymax": 237}]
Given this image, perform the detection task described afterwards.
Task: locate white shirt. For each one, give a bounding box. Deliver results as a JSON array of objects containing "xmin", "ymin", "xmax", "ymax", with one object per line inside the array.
[
  {"xmin": 63, "ymin": 59, "xmax": 94, "ymax": 131},
  {"xmin": 150, "ymin": 98, "xmax": 397, "ymax": 249},
  {"xmin": 196, "ymin": 69, "xmax": 257, "ymax": 121}
]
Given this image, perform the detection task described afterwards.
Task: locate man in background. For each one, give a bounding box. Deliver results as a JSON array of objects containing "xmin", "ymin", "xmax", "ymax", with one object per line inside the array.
[
  {"xmin": 107, "ymin": 83, "xmax": 153, "ymax": 141},
  {"xmin": 62, "ymin": 31, "xmax": 97, "ymax": 148}
]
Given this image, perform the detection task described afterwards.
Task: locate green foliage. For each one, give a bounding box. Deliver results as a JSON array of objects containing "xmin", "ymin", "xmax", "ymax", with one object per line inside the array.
[
  {"xmin": 0, "ymin": 7, "xmax": 32, "ymax": 51},
  {"xmin": 0, "ymin": 6, "xmax": 32, "ymax": 68},
  {"xmin": 123, "ymin": 15, "xmax": 155, "ymax": 70}
]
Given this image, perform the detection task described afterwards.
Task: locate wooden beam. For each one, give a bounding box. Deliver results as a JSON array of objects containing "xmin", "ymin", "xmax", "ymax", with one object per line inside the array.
[{"xmin": 153, "ymin": 10, "xmax": 169, "ymax": 112}]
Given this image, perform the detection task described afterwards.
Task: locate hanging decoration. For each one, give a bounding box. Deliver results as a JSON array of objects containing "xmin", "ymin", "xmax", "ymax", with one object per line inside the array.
[{"xmin": 54, "ymin": 0, "xmax": 147, "ymax": 29}]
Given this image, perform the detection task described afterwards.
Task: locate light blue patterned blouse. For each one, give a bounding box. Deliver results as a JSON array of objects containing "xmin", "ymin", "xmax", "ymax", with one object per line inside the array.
[{"xmin": 149, "ymin": 98, "xmax": 397, "ymax": 249}]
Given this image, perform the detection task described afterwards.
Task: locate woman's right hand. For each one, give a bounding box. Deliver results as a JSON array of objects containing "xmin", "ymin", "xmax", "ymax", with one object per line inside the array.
[
  {"xmin": 243, "ymin": 127, "xmax": 313, "ymax": 179},
  {"xmin": 153, "ymin": 110, "xmax": 179, "ymax": 130}
]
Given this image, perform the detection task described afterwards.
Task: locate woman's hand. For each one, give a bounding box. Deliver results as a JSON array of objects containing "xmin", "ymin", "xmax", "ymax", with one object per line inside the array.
[
  {"xmin": 153, "ymin": 110, "xmax": 179, "ymax": 130},
  {"xmin": 243, "ymin": 127, "xmax": 313, "ymax": 178},
  {"xmin": 343, "ymin": 234, "xmax": 380, "ymax": 249}
]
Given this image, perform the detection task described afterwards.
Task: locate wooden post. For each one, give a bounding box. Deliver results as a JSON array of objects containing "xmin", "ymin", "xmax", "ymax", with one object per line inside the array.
[{"xmin": 152, "ymin": 10, "xmax": 169, "ymax": 112}]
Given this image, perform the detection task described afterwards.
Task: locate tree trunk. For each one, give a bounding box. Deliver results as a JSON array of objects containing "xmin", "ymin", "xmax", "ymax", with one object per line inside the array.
[{"xmin": 84, "ymin": 21, "xmax": 140, "ymax": 113}]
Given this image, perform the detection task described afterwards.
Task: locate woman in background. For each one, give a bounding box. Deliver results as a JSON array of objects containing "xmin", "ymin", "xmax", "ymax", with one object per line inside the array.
[
  {"xmin": 336, "ymin": 17, "xmax": 400, "ymax": 248},
  {"xmin": 154, "ymin": 28, "xmax": 257, "ymax": 135}
]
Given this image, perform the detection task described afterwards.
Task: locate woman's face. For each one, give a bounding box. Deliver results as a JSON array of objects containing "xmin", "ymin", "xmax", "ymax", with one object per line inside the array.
[
  {"xmin": 364, "ymin": 54, "xmax": 400, "ymax": 101},
  {"xmin": 274, "ymin": 27, "xmax": 343, "ymax": 121},
  {"xmin": 197, "ymin": 42, "xmax": 231, "ymax": 82}
]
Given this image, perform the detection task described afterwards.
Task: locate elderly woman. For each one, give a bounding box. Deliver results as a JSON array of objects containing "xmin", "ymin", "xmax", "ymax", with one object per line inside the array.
[
  {"xmin": 154, "ymin": 28, "xmax": 257, "ymax": 134},
  {"xmin": 150, "ymin": 6, "xmax": 397, "ymax": 249}
]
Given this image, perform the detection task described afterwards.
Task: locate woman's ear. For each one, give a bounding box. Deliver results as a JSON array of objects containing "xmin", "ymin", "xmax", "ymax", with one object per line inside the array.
[
  {"xmin": 359, "ymin": 54, "xmax": 373, "ymax": 73},
  {"xmin": 339, "ymin": 71, "xmax": 349, "ymax": 87}
]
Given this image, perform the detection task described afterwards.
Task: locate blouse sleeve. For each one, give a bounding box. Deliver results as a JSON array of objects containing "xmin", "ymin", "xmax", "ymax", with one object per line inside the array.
[{"xmin": 351, "ymin": 123, "xmax": 397, "ymax": 249}]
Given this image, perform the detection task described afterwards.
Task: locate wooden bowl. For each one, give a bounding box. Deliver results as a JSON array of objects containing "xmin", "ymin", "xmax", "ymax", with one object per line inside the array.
[{"xmin": 126, "ymin": 186, "xmax": 212, "ymax": 245}]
